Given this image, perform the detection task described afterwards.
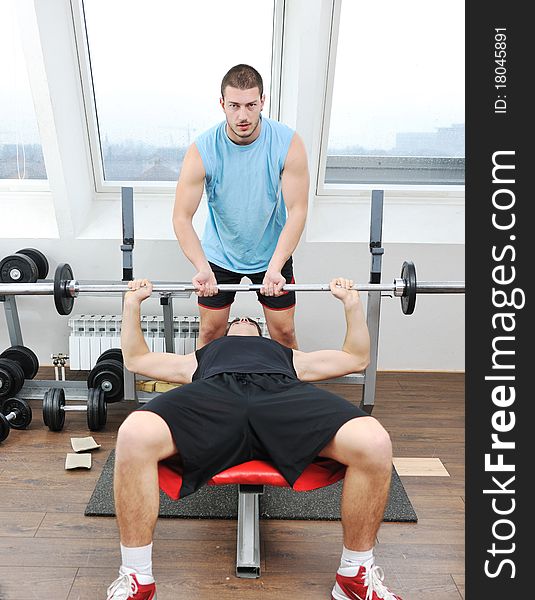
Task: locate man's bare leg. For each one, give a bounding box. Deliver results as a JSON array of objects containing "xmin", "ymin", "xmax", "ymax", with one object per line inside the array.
[
  {"xmin": 114, "ymin": 411, "xmax": 177, "ymax": 546},
  {"xmin": 320, "ymin": 417, "xmax": 402, "ymax": 599},
  {"xmin": 262, "ymin": 305, "xmax": 298, "ymax": 349},
  {"xmin": 197, "ymin": 305, "xmax": 231, "ymax": 348},
  {"xmin": 319, "ymin": 416, "xmax": 392, "ymax": 549}
]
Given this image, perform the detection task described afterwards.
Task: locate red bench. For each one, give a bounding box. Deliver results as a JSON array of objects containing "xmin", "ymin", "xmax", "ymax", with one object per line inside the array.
[{"xmin": 158, "ymin": 458, "xmax": 346, "ymax": 577}]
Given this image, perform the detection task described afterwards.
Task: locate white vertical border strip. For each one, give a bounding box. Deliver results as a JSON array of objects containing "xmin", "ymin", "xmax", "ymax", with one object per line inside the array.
[
  {"xmin": 13, "ymin": 0, "xmax": 95, "ymax": 237},
  {"xmin": 315, "ymin": 0, "xmax": 341, "ymax": 198},
  {"xmin": 269, "ymin": 0, "xmax": 286, "ymax": 121},
  {"xmin": 70, "ymin": 0, "xmax": 103, "ymax": 194}
]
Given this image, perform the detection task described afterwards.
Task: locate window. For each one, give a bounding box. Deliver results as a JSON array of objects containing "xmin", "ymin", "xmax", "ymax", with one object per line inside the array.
[
  {"xmin": 78, "ymin": 0, "xmax": 277, "ymax": 185},
  {"xmin": 0, "ymin": 0, "xmax": 47, "ymax": 181},
  {"xmin": 322, "ymin": 0, "xmax": 465, "ymax": 187}
]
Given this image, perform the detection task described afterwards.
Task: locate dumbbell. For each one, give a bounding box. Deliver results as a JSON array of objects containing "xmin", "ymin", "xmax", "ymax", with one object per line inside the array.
[
  {"xmin": 87, "ymin": 348, "xmax": 124, "ymax": 403},
  {"xmin": 0, "ymin": 358, "xmax": 25, "ymax": 400},
  {"xmin": 0, "ymin": 345, "xmax": 40, "ymax": 380},
  {"xmin": 43, "ymin": 387, "xmax": 107, "ymax": 432},
  {"xmin": 0, "ymin": 248, "xmax": 49, "ymax": 283},
  {"xmin": 0, "ymin": 398, "xmax": 32, "ymax": 442}
]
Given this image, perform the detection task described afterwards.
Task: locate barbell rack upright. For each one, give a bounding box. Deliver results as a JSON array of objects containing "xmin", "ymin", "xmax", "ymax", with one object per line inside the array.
[{"xmin": 362, "ymin": 190, "xmax": 384, "ymax": 413}]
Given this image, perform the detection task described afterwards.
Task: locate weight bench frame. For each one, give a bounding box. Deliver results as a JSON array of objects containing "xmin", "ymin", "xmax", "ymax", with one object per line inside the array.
[{"xmin": 236, "ymin": 484, "xmax": 263, "ymax": 578}]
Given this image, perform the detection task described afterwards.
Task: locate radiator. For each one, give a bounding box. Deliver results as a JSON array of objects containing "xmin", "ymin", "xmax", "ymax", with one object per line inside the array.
[{"xmin": 67, "ymin": 314, "xmax": 268, "ymax": 370}]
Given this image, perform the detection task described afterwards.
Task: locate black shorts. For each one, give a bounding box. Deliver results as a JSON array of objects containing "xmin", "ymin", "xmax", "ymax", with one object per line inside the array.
[
  {"xmin": 198, "ymin": 257, "xmax": 296, "ymax": 311},
  {"xmin": 138, "ymin": 372, "xmax": 366, "ymax": 498}
]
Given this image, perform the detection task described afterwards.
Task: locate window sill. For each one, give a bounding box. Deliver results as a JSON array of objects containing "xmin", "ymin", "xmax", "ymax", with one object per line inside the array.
[
  {"xmin": 76, "ymin": 193, "xmax": 208, "ymax": 240},
  {"xmin": 307, "ymin": 192, "xmax": 465, "ymax": 244},
  {"xmin": 0, "ymin": 191, "xmax": 59, "ymax": 238}
]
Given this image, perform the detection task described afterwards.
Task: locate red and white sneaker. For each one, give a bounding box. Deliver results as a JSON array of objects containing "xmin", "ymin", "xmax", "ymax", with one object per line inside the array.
[
  {"xmin": 106, "ymin": 568, "xmax": 157, "ymax": 599},
  {"xmin": 332, "ymin": 565, "xmax": 402, "ymax": 600}
]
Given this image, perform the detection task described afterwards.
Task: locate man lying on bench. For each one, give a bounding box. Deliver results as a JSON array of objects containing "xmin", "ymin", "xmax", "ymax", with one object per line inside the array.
[{"xmin": 106, "ymin": 278, "xmax": 402, "ymax": 600}]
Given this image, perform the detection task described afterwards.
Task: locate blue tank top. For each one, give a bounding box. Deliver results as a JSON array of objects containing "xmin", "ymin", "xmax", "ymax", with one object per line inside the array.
[{"xmin": 195, "ymin": 116, "xmax": 295, "ymax": 273}]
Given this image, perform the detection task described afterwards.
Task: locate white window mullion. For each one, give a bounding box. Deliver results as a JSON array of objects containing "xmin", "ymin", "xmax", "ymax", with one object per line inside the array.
[{"xmin": 15, "ymin": 0, "xmax": 94, "ymax": 237}]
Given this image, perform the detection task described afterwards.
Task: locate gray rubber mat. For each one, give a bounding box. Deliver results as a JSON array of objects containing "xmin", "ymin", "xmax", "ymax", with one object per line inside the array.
[{"xmin": 85, "ymin": 450, "xmax": 417, "ymax": 522}]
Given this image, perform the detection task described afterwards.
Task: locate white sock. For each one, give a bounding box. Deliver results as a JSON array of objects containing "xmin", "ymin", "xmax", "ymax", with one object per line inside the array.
[
  {"xmin": 338, "ymin": 545, "xmax": 374, "ymax": 577},
  {"xmin": 120, "ymin": 542, "xmax": 154, "ymax": 583}
]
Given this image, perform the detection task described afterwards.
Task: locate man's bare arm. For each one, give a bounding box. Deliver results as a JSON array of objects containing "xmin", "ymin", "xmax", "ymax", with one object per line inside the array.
[
  {"xmin": 262, "ymin": 133, "xmax": 309, "ymax": 293},
  {"xmin": 173, "ymin": 145, "xmax": 218, "ymax": 296},
  {"xmin": 121, "ymin": 281, "xmax": 197, "ymax": 384},
  {"xmin": 292, "ymin": 279, "xmax": 370, "ymax": 381}
]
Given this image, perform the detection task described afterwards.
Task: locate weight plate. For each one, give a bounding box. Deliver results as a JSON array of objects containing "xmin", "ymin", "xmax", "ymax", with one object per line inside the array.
[
  {"xmin": 54, "ymin": 263, "xmax": 75, "ymax": 316},
  {"xmin": 0, "ymin": 345, "xmax": 39, "ymax": 379},
  {"xmin": 0, "ymin": 414, "xmax": 9, "ymax": 442},
  {"xmin": 0, "ymin": 358, "xmax": 25, "ymax": 399},
  {"xmin": 43, "ymin": 387, "xmax": 65, "ymax": 432},
  {"xmin": 0, "ymin": 253, "xmax": 38, "ymax": 283},
  {"xmin": 87, "ymin": 387, "xmax": 107, "ymax": 431},
  {"xmin": 42, "ymin": 388, "xmax": 53, "ymax": 427},
  {"xmin": 87, "ymin": 359, "xmax": 124, "ymax": 403},
  {"xmin": 96, "ymin": 348, "xmax": 123, "ymax": 364},
  {"xmin": 400, "ymin": 260, "xmax": 417, "ymax": 315},
  {"xmin": 1, "ymin": 397, "xmax": 32, "ymax": 429},
  {"xmin": 16, "ymin": 248, "xmax": 49, "ymax": 280}
]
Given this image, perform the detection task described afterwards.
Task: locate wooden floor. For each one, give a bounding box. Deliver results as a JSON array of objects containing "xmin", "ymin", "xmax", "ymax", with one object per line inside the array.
[{"xmin": 0, "ymin": 370, "xmax": 464, "ymax": 600}]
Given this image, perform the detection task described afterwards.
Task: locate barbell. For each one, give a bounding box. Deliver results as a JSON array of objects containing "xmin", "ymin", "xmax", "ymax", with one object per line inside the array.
[{"xmin": 0, "ymin": 260, "xmax": 464, "ymax": 316}]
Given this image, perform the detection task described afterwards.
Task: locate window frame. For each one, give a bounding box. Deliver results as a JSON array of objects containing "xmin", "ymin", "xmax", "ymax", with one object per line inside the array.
[
  {"xmin": 315, "ymin": 0, "xmax": 465, "ymax": 198},
  {"xmin": 70, "ymin": 0, "xmax": 286, "ymax": 195}
]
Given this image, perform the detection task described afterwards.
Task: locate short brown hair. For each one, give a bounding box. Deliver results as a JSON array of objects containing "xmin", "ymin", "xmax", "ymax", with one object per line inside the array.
[{"xmin": 221, "ymin": 64, "xmax": 264, "ymax": 98}]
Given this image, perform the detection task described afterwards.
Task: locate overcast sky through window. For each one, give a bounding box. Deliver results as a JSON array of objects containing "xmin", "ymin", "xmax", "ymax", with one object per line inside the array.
[{"xmin": 0, "ymin": 0, "xmax": 464, "ymax": 154}]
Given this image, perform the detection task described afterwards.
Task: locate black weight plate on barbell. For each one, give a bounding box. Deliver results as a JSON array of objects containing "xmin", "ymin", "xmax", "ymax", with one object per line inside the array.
[
  {"xmin": 96, "ymin": 348, "xmax": 123, "ymax": 365},
  {"xmin": 0, "ymin": 345, "xmax": 39, "ymax": 379},
  {"xmin": 16, "ymin": 248, "xmax": 49, "ymax": 280},
  {"xmin": 401, "ymin": 260, "xmax": 417, "ymax": 315},
  {"xmin": 1, "ymin": 397, "xmax": 32, "ymax": 429},
  {"xmin": 43, "ymin": 387, "xmax": 65, "ymax": 432},
  {"xmin": 87, "ymin": 359, "xmax": 124, "ymax": 403},
  {"xmin": 54, "ymin": 263, "xmax": 75, "ymax": 316},
  {"xmin": 87, "ymin": 387, "xmax": 107, "ymax": 431},
  {"xmin": 0, "ymin": 358, "xmax": 25, "ymax": 399},
  {"xmin": 0, "ymin": 253, "xmax": 38, "ymax": 283}
]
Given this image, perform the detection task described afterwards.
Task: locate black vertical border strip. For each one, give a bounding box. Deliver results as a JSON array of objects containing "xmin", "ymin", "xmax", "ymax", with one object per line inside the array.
[{"xmin": 466, "ymin": 2, "xmax": 529, "ymax": 595}]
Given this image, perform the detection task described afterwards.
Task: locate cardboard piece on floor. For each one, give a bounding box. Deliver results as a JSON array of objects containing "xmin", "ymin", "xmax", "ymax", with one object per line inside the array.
[
  {"xmin": 71, "ymin": 436, "xmax": 101, "ymax": 452},
  {"xmin": 393, "ymin": 457, "xmax": 450, "ymax": 477},
  {"xmin": 65, "ymin": 453, "xmax": 92, "ymax": 470}
]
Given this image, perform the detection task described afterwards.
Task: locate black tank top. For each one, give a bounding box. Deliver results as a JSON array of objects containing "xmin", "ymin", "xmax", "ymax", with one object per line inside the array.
[{"xmin": 192, "ymin": 336, "xmax": 298, "ymax": 380}]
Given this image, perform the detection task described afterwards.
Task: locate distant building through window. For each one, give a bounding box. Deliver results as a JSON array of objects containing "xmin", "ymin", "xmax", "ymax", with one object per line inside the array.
[{"xmin": 324, "ymin": 0, "xmax": 465, "ymax": 186}]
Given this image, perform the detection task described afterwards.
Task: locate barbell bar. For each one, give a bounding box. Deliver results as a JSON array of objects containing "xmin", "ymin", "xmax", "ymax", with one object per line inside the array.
[{"xmin": 0, "ymin": 260, "xmax": 464, "ymax": 316}]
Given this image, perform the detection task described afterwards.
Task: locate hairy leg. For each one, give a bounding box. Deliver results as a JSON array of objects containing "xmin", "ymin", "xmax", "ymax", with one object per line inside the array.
[
  {"xmin": 262, "ymin": 305, "xmax": 298, "ymax": 349},
  {"xmin": 197, "ymin": 305, "xmax": 231, "ymax": 348},
  {"xmin": 114, "ymin": 411, "xmax": 177, "ymax": 546},
  {"xmin": 319, "ymin": 417, "xmax": 392, "ymax": 549}
]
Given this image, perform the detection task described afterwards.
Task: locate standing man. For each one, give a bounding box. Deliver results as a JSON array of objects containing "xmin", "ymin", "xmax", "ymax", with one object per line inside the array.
[{"xmin": 173, "ymin": 64, "xmax": 309, "ymax": 348}]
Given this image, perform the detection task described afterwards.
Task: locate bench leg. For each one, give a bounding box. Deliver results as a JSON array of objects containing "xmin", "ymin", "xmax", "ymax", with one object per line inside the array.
[{"xmin": 236, "ymin": 484, "xmax": 263, "ymax": 578}]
